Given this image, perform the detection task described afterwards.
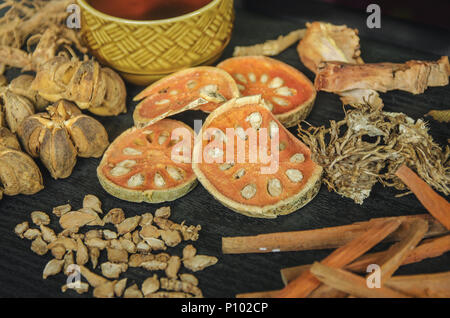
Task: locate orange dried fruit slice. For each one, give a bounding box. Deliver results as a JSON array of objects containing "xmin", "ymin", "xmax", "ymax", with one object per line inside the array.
[
  {"xmin": 97, "ymin": 119, "xmax": 197, "ymax": 203},
  {"xmin": 133, "ymin": 66, "xmax": 240, "ymax": 127},
  {"xmin": 217, "ymin": 56, "xmax": 316, "ymax": 128},
  {"xmin": 192, "ymin": 95, "xmax": 322, "ymax": 218}
]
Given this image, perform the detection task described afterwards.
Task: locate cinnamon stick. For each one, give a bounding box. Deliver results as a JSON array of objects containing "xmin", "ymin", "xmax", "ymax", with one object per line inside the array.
[
  {"xmin": 281, "ymin": 234, "xmax": 450, "ymax": 284},
  {"xmin": 223, "ymin": 214, "xmax": 447, "ymax": 254},
  {"xmin": 395, "ymin": 165, "xmax": 450, "ymax": 230},
  {"xmin": 274, "ymin": 219, "xmax": 401, "ymax": 298},
  {"xmin": 309, "ymin": 262, "xmax": 410, "ymax": 298}
]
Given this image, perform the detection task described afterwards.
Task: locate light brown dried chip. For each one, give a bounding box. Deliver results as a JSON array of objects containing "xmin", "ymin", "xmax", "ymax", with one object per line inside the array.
[
  {"xmin": 143, "ymin": 237, "xmax": 166, "ymax": 251},
  {"xmin": 89, "ymin": 247, "xmax": 100, "ymax": 269},
  {"xmin": 119, "ymin": 238, "xmax": 136, "ymax": 253},
  {"xmin": 31, "ymin": 236, "xmax": 48, "ymax": 255},
  {"xmin": 79, "ymin": 265, "xmax": 109, "ymax": 288},
  {"xmin": 52, "ymin": 204, "xmax": 71, "ymax": 217},
  {"xmin": 139, "ymin": 213, "xmax": 153, "ymax": 226},
  {"xmin": 40, "ymin": 225, "xmax": 57, "ymax": 243},
  {"xmin": 103, "ymin": 208, "xmax": 125, "ymax": 224},
  {"xmin": 85, "ymin": 229, "xmax": 102, "ymax": 240},
  {"xmin": 123, "ymin": 284, "xmax": 143, "ymax": 298},
  {"xmin": 160, "ymin": 229, "xmax": 182, "ymax": 247},
  {"xmin": 154, "ymin": 206, "xmax": 171, "ymax": 218},
  {"xmin": 14, "ymin": 221, "xmax": 29, "ymax": 238},
  {"xmin": 76, "ymin": 238, "xmax": 89, "ymax": 265},
  {"xmin": 83, "ymin": 194, "xmax": 103, "ymax": 214},
  {"xmin": 116, "ymin": 216, "xmax": 141, "ymax": 235},
  {"xmin": 103, "ymin": 229, "xmax": 118, "ymax": 240},
  {"xmin": 140, "ymin": 225, "xmax": 160, "ymax": 239},
  {"xmin": 180, "ymin": 274, "xmax": 199, "ymax": 286},
  {"xmin": 183, "ymin": 255, "xmax": 218, "ymax": 272},
  {"xmin": 107, "ymin": 248, "xmax": 128, "ymax": 263},
  {"xmin": 114, "ymin": 278, "xmax": 127, "ymax": 297},
  {"xmin": 165, "ymin": 256, "xmax": 181, "ymax": 279},
  {"xmin": 101, "ymin": 262, "xmax": 127, "ymax": 279},
  {"xmin": 142, "ymin": 274, "xmax": 160, "ymax": 296},
  {"xmin": 51, "ymin": 244, "xmax": 66, "ymax": 260},
  {"xmin": 63, "ymin": 251, "xmax": 75, "ymax": 275},
  {"xmin": 85, "ymin": 237, "xmax": 109, "ymax": 250},
  {"xmin": 43, "ymin": 259, "xmax": 64, "ymax": 279},
  {"xmin": 128, "ymin": 254, "xmax": 155, "ymax": 267},
  {"xmin": 48, "ymin": 237, "xmax": 77, "ymax": 251},
  {"xmin": 182, "ymin": 244, "xmax": 197, "ymax": 260},
  {"xmin": 59, "ymin": 211, "xmax": 97, "ymax": 230},
  {"xmin": 140, "ymin": 260, "xmax": 167, "ymax": 271},
  {"xmin": 24, "ymin": 228, "xmax": 41, "ymax": 240},
  {"xmin": 61, "ymin": 282, "xmax": 90, "ymax": 294},
  {"xmin": 93, "ymin": 281, "xmax": 116, "ymax": 298},
  {"xmin": 31, "ymin": 211, "xmax": 50, "ymax": 226}
]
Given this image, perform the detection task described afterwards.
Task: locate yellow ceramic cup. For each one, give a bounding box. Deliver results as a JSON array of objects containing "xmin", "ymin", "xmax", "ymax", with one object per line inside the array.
[{"xmin": 77, "ymin": 0, "xmax": 235, "ymax": 85}]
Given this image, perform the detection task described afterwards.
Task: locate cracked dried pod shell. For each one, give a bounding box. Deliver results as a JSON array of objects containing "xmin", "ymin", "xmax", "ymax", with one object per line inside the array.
[
  {"xmin": 0, "ymin": 126, "xmax": 20, "ymax": 150},
  {"xmin": 9, "ymin": 75, "xmax": 49, "ymax": 111},
  {"xmin": 32, "ymin": 56, "xmax": 126, "ymax": 116},
  {"xmin": 133, "ymin": 66, "xmax": 239, "ymax": 127},
  {"xmin": 0, "ymin": 144, "xmax": 44, "ymax": 197},
  {"xmin": 1, "ymin": 90, "xmax": 35, "ymax": 133},
  {"xmin": 97, "ymin": 119, "xmax": 197, "ymax": 203},
  {"xmin": 217, "ymin": 56, "xmax": 317, "ymax": 128},
  {"xmin": 192, "ymin": 95, "xmax": 322, "ymax": 218},
  {"xmin": 17, "ymin": 100, "xmax": 109, "ymax": 179}
]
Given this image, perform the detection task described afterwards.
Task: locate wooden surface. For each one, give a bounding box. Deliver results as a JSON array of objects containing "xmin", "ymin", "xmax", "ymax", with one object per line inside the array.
[{"xmin": 0, "ymin": 1, "xmax": 449, "ymax": 298}]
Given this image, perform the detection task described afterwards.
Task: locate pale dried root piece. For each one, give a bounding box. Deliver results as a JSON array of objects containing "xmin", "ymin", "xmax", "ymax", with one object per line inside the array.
[
  {"xmin": 160, "ymin": 277, "xmax": 203, "ymax": 297},
  {"xmin": 43, "ymin": 259, "xmax": 64, "ymax": 279},
  {"xmin": 18, "ymin": 100, "xmax": 109, "ymax": 179},
  {"xmin": 315, "ymin": 56, "xmax": 450, "ymax": 95},
  {"xmin": 142, "ymin": 275, "xmax": 160, "ymax": 296},
  {"xmin": 425, "ymin": 109, "xmax": 450, "ymax": 123},
  {"xmin": 62, "ymin": 282, "xmax": 90, "ymax": 295},
  {"xmin": 183, "ymin": 255, "xmax": 218, "ymax": 272},
  {"xmin": 123, "ymin": 284, "xmax": 143, "ymax": 298},
  {"xmin": 79, "ymin": 265, "xmax": 109, "ymax": 288},
  {"xmin": 93, "ymin": 281, "xmax": 117, "ymax": 298},
  {"xmin": 114, "ymin": 278, "xmax": 127, "ymax": 297},
  {"xmin": 233, "ymin": 29, "xmax": 306, "ymax": 57},
  {"xmin": 165, "ymin": 256, "xmax": 181, "ymax": 279}
]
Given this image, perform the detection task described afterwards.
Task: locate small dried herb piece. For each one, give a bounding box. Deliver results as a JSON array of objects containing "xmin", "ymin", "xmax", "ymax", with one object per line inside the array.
[{"xmin": 298, "ymin": 105, "xmax": 450, "ymax": 204}]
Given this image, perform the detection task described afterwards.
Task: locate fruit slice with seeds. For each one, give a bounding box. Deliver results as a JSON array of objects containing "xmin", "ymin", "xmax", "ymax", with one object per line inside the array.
[
  {"xmin": 217, "ymin": 56, "xmax": 316, "ymax": 128},
  {"xmin": 133, "ymin": 67, "xmax": 240, "ymax": 127},
  {"xmin": 192, "ymin": 95, "xmax": 322, "ymax": 218},
  {"xmin": 97, "ymin": 119, "xmax": 197, "ymax": 203}
]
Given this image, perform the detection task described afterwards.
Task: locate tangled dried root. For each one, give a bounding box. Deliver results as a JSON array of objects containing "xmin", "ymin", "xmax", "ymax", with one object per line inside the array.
[{"xmin": 298, "ymin": 105, "xmax": 450, "ymax": 204}]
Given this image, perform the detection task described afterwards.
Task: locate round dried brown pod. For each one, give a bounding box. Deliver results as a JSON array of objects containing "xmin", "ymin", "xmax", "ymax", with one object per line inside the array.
[
  {"xmin": 1, "ymin": 90, "xmax": 35, "ymax": 133},
  {"xmin": 0, "ymin": 145, "xmax": 44, "ymax": 196},
  {"xmin": 0, "ymin": 127, "xmax": 20, "ymax": 150},
  {"xmin": 9, "ymin": 75, "xmax": 49, "ymax": 111},
  {"xmin": 18, "ymin": 100, "xmax": 109, "ymax": 179}
]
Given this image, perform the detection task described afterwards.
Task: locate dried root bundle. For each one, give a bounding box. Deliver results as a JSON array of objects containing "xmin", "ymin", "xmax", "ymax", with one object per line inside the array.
[
  {"xmin": 298, "ymin": 105, "xmax": 450, "ymax": 204},
  {"xmin": 18, "ymin": 100, "xmax": 109, "ymax": 179}
]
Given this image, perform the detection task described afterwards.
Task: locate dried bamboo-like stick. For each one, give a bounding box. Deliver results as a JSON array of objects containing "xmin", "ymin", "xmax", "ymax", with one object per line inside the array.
[
  {"xmin": 222, "ymin": 214, "xmax": 447, "ymax": 254},
  {"xmin": 385, "ymin": 272, "xmax": 450, "ymax": 298},
  {"xmin": 233, "ymin": 29, "xmax": 306, "ymax": 57},
  {"xmin": 281, "ymin": 234, "xmax": 450, "ymax": 285},
  {"xmin": 395, "ymin": 165, "xmax": 450, "ymax": 230},
  {"xmin": 309, "ymin": 262, "xmax": 410, "ymax": 298},
  {"xmin": 274, "ymin": 219, "xmax": 401, "ymax": 298}
]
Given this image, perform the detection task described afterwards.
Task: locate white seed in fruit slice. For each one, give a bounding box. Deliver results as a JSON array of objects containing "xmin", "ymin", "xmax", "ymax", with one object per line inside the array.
[
  {"xmin": 154, "ymin": 173, "xmax": 166, "ymax": 188},
  {"xmin": 208, "ymin": 147, "xmax": 223, "ymax": 159},
  {"xmin": 110, "ymin": 166, "xmax": 130, "ymax": 177},
  {"xmin": 272, "ymin": 97, "xmax": 290, "ymax": 106},
  {"xmin": 248, "ymin": 73, "xmax": 256, "ymax": 83},
  {"xmin": 260, "ymin": 74, "xmax": 269, "ymax": 84},
  {"xmin": 187, "ymin": 80, "xmax": 197, "ymax": 89},
  {"xmin": 128, "ymin": 173, "xmax": 145, "ymax": 187},
  {"xmin": 155, "ymin": 99, "xmax": 170, "ymax": 105},
  {"xmin": 235, "ymin": 125, "xmax": 247, "ymax": 140},
  {"xmin": 275, "ymin": 86, "xmax": 294, "ymax": 97},
  {"xmin": 117, "ymin": 160, "xmax": 137, "ymax": 168},
  {"xmin": 286, "ymin": 169, "xmax": 303, "ymax": 183},
  {"xmin": 166, "ymin": 166, "xmax": 183, "ymax": 181},
  {"xmin": 246, "ymin": 112, "xmax": 262, "ymax": 130},
  {"xmin": 241, "ymin": 184, "xmax": 257, "ymax": 200},
  {"xmin": 262, "ymin": 99, "xmax": 273, "ymax": 111},
  {"xmin": 237, "ymin": 84, "xmax": 246, "ymax": 91},
  {"xmin": 199, "ymin": 84, "xmax": 226, "ymax": 103},
  {"xmin": 123, "ymin": 148, "xmax": 142, "ymax": 155},
  {"xmin": 169, "ymin": 90, "xmax": 178, "ymax": 95},
  {"xmin": 290, "ymin": 153, "xmax": 305, "ymax": 163},
  {"xmin": 219, "ymin": 162, "xmax": 234, "ymax": 171},
  {"xmin": 234, "ymin": 73, "xmax": 247, "ymax": 84},
  {"xmin": 233, "ymin": 168, "xmax": 246, "ymax": 179},
  {"xmin": 158, "ymin": 132, "xmax": 169, "ymax": 145},
  {"xmin": 212, "ymin": 129, "xmax": 227, "ymax": 143},
  {"xmin": 268, "ymin": 77, "xmax": 284, "ymax": 89},
  {"xmin": 267, "ymin": 178, "xmax": 282, "ymax": 197}
]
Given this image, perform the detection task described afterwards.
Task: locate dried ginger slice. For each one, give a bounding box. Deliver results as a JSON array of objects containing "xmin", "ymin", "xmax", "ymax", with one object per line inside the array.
[
  {"xmin": 97, "ymin": 119, "xmax": 197, "ymax": 203},
  {"xmin": 133, "ymin": 66, "xmax": 239, "ymax": 127},
  {"xmin": 192, "ymin": 95, "xmax": 322, "ymax": 218},
  {"xmin": 217, "ymin": 56, "xmax": 316, "ymax": 128}
]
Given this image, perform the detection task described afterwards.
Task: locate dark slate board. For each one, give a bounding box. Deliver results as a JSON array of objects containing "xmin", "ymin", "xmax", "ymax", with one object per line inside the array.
[{"xmin": 0, "ymin": 1, "xmax": 449, "ymax": 298}]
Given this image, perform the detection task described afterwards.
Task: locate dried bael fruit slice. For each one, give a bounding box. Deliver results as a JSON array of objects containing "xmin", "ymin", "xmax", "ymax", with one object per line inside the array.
[
  {"xmin": 192, "ymin": 95, "xmax": 322, "ymax": 218},
  {"xmin": 133, "ymin": 67, "xmax": 240, "ymax": 127},
  {"xmin": 97, "ymin": 119, "xmax": 197, "ymax": 203},
  {"xmin": 217, "ymin": 56, "xmax": 317, "ymax": 128}
]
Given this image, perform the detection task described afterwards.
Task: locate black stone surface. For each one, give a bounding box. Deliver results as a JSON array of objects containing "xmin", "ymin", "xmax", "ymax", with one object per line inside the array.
[{"xmin": 0, "ymin": 1, "xmax": 448, "ymax": 298}]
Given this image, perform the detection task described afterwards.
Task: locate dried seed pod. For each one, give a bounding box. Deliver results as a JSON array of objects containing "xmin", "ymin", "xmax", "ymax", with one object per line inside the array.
[
  {"xmin": 142, "ymin": 275, "xmax": 160, "ymax": 296},
  {"xmin": 123, "ymin": 284, "xmax": 143, "ymax": 298},
  {"xmin": 183, "ymin": 255, "xmax": 218, "ymax": 272},
  {"xmin": 114, "ymin": 278, "xmax": 127, "ymax": 297},
  {"xmin": 103, "ymin": 208, "xmax": 125, "ymax": 224},
  {"xmin": 0, "ymin": 143, "xmax": 44, "ymax": 197},
  {"xmin": 31, "ymin": 211, "xmax": 50, "ymax": 226},
  {"xmin": 31, "ymin": 236, "xmax": 48, "ymax": 255},
  {"xmin": 0, "ymin": 126, "xmax": 20, "ymax": 150},
  {"xmin": 14, "ymin": 221, "xmax": 29, "ymax": 238},
  {"xmin": 32, "ymin": 56, "xmax": 126, "ymax": 116},
  {"xmin": 165, "ymin": 256, "xmax": 181, "ymax": 279},
  {"xmin": 9, "ymin": 75, "xmax": 49, "ymax": 111},
  {"xmin": 43, "ymin": 259, "xmax": 64, "ymax": 279},
  {"xmin": 1, "ymin": 90, "xmax": 35, "ymax": 133},
  {"xmin": 17, "ymin": 100, "xmax": 109, "ymax": 179}
]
